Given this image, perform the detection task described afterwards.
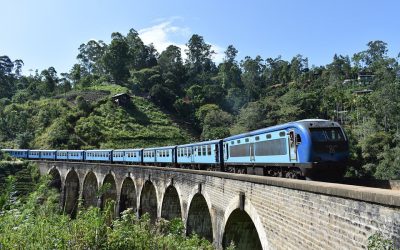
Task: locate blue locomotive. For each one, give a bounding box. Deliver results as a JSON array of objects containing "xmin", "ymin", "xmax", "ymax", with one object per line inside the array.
[{"xmin": 1, "ymin": 119, "xmax": 349, "ymax": 180}]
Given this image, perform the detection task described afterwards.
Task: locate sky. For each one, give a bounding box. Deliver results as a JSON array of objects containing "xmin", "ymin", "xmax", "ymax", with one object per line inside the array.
[{"xmin": 1, "ymin": 0, "xmax": 399, "ymax": 75}]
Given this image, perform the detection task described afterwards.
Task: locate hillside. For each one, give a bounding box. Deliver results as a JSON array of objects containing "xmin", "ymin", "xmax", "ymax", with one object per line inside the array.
[{"xmin": 0, "ymin": 84, "xmax": 194, "ymax": 150}]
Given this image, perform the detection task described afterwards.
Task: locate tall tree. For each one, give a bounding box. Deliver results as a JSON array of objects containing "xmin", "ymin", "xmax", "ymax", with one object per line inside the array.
[
  {"xmin": 185, "ymin": 34, "xmax": 215, "ymax": 84},
  {"xmin": 77, "ymin": 40, "xmax": 107, "ymax": 74},
  {"xmin": 102, "ymin": 32, "xmax": 130, "ymax": 84}
]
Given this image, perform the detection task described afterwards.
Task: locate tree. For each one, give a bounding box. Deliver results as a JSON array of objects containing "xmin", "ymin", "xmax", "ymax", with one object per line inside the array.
[
  {"xmin": 231, "ymin": 101, "xmax": 267, "ymax": 134},
  {"xmin": 40, "ymin": 67, "xmax": 58, "ymax": 94},
  {"xmin": 102, "ymin": 32, "xmax": 130, "ymax": 84},
  {"xmin": 201, "ymin": 109, "xmax": 233, "ymax": 140},
  {"xmin": 185, "ymin": 34, "xmax": 215, "ymax": 84},
  {"xmin": 77, "ymin": 40, "xmax": 107, "ymax": 74},
  {"xmin": 241, "ymin": 56, "xmax": 265, "ymax": 101}
]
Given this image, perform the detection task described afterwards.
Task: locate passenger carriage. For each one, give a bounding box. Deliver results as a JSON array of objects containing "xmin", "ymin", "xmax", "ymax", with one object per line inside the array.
[
  {"xmin": 177, "ymin": 140, "xmax": 223, "ymax": 170},
  {"xmin": 1, "ymin": 149, "xmax": 29, "ymax": 159},
  {"xmin": 85, "ymin": 149, "xmax": 112, "ymax": 162},
  {"xmin": 143, "ymin": 146, "xmax": 175, "ymax": 166},
  {"xmin": 56, "ymin": 150, "xmax": 85, "ymax": 161},
  {"xmin": 112, "ymin": 149, "xmax": 142, "ymax": 164}
]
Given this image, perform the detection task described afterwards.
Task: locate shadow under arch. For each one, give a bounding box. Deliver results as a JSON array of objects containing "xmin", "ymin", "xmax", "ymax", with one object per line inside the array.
[
  {"xmin": 161, "ymin": 185, "xmax": 182, "ymax": 221},
  {"xmin": 82, "ymin": 171, "xmax": 98, "ymax": 208},
  {"xmin": 63, "ymin": 169, "xmax": 80, "ymax": 217},
  {"xmin": 223, "ymin": 209, "xmax": 262, "ymax": 250},
  {"xmin": 100, "ymin": 173, "xmax": 117, "ymax": 211},
  {"xmin": 48, "ymin": 167, "xmax": 62, "ymax": 192},
  {"xmin": 139, "ymin": 180, "xmax": 158, "ymax": 222},
  {"xmin": 119, "ymin": 177, "xmax": 137, "ymax": 215},
  {"xmin": 186, "ymin": 193, "xmax": 213, "ymax": 242}
]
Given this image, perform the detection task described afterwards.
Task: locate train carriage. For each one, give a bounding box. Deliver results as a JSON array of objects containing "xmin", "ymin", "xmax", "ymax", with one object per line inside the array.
[
  {"xmin": 57, "ymin": 150, "xmax": 85, "ymax": 161},
  {"xmin": 112, "ymin": 149, "xmax": 142, "ymax": 164},
  {"xmin": 35, "ymin": 150, "xmax": 57, "ymax": 160},
  {"xmin": 1, "ymin": 149, "xmax": 29, "ymax": 159},
  {"xmin": 177, "ymin": 140, "xmax": 223, "ymax": 169},
  {"xmin": 143, "ymin": 148, "xmax": 156, "ymax": 164},
  {"xmin": 85, "ymin": 150, "xmax": 112, "ymax": 162},
  {"xmin": 154, "ymin": 146, "xmax": 175, "ymax": 164}
]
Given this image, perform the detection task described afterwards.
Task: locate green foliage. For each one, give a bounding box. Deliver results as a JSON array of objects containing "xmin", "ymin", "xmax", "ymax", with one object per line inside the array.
[
  {"xmin": 367, "ymin": 232, "xmax": 394, "ymax": 250},
  {"xmin": 201, "ymin": 109, "xmax": 233, "ymax": 140},
  {"xmin": 0, "ymin": 172, "xmax": 216, "ymax": 250}
]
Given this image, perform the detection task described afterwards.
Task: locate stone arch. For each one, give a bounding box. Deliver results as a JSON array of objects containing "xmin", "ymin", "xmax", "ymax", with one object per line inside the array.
[
  {"xmin": 63, "ymin": 169, "xmax": 80, "ymax": 217},
  {"xmin": 48, "ymin": 167, "xmax": 62, "ymax": 192},
  {"xmin": 82, "ymin": 171, "xmax": 98, "ymax": 208},
  {"xmin": 222, "ymin": 209, "xmax": 262, "ymax": 249},
  {"xmin": 119, "ymin": 177, "xmax": 137, "ymax": 214},
  {"xmin": 186, "ymin": 193, "xmax": 213, "ymax": 242},
  {"xmin": 100, "ymin": 173, "xmax": 117, "ymax": 210},
  {"xmin": 161, "ymin": 185, "xmax": 182, "ymax": 220},
  {"xmin": 139, "ymin": 180, "xmax": 158, "ymax": 222},
  {"xmin": 222, "ymin": 196, "xmax": 269, "ymax": 250}
]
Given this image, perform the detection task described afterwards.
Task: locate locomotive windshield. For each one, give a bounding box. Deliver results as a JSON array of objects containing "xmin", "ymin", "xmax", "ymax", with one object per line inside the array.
[{"xmin": 310, "ymin": 128, "xmax": 345, "ymax": 142}]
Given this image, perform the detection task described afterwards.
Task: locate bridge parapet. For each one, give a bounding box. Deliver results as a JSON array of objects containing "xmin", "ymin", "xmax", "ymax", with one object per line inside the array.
[{"xmin": 38, "ymin": 161, "xmax": 400, "ymax": 250}]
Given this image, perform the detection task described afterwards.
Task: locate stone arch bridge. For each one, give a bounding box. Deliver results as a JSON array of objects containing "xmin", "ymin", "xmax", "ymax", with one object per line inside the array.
[{"xmin": 38, "ymin": 161, "xmax": 400, "ymax": 250}]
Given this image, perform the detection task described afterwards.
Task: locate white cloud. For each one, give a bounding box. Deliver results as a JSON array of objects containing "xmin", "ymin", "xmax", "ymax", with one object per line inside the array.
[{"xmin": 138, "ymin": 18, "xmax": 225, "ymax": 64}]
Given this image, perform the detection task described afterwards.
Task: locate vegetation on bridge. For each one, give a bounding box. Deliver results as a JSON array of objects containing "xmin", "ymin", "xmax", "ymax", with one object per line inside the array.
[{"xmin": 1, "ymin": 30, "xmax": 400, "ymax": 179}]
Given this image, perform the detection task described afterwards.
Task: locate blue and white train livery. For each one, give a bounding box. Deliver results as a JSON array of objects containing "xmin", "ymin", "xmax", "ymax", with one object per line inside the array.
[{"xmin": 1, "ymin": 119, "xmax": 349, "ymax": 180}]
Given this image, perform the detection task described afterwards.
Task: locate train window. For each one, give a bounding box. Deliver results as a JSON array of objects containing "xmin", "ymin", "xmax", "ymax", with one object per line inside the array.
[
  {"xmin": 255, "ymin": 136, "xmax": 260, "ymax": 141},
  {"xmin": 245, "ymin": 138, "xmax": 249, "ymax": 143},
  {"xmin": 231, "ymin": 141, "xmax": 234, "ymax": 145},
  {"xmin": 296, "ymin": 134, "xmax": 302, "ymax": 144},
  {"xmin": 279, "ymin": 132, "xmax": 285, "ymax": 137},
  {"xmin": 207, "ymin": 145, "xmax": 212, "ymax": 155},
  {"xmin": 255, "ymin": 138, "xmax": 287, "ymax": 156},
  {"xmin": 237, "ymin": 140, "xmax": 241, "ymax": 144},
  {"xmin": 266, "ymin": 134, "xmax": 271, "ymax": 139}
]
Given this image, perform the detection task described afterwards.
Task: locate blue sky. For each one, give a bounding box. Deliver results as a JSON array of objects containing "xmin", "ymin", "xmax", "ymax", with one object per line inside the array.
[{"xmin": 1, "ymin": 0, "xmax": 399, "ymax": 74}]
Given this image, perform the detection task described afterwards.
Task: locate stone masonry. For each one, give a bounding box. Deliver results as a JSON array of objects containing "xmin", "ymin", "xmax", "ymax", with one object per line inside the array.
[{"xmin": 38, "ymin": 161, "xmax": 400, "ymax": 250}]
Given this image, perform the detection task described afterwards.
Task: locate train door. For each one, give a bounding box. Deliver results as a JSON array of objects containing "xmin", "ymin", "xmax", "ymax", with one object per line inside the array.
[
  {"xmin": 289, "ymin": 130, "xmax": 297, "ymax": 161},
  {"xmin": 190, "ymin": 147, "xmax": 194, "ymax": 163},
  {"xmin": 215, "ymin": 144, "xmax": 219, "ymax": 162},
  {"xmin": 249, "ymin": 143, "xmax": 255, "ymax": 162},
  {"xmin": 224, "ymin": 143, "xmax": 229, "ymax": 161}
]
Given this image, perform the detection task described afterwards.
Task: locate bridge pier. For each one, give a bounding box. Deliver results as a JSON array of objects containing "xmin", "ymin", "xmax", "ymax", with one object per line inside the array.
[{"xmin": 41, "ymin": 161, "xmax": 400, "ymax": 250}]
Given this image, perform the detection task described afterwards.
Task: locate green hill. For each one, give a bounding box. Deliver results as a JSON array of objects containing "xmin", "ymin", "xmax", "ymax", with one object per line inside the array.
[{"xmin": 0, "ymin": 84, "xmax": 193, "ymax": 150}]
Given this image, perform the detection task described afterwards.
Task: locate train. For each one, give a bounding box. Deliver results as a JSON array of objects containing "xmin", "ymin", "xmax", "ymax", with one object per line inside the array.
[{"xmin": 1, "ymin": 119, "xmax": 349, "ymax": 180}]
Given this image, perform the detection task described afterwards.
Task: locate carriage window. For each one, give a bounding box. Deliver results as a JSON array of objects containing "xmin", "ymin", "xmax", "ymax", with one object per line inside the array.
[
  {"xmin": 231, "ymin": 141, "xmax": 234, "ymax": 145},
  {"xmin": 266, "ymin": 134, "xmax": 271, "ymax": 139},
  {"xmin": 255, "ymin": 136, "xmax": 260, "ymax": 141},
  {"xmin": 237, "ymin": 140, "xmax": 241, "ymax": 144},
  {"xmin": 245, "ymin": 138, "xmax": 249, "ymax": 143},
  {"xmin": 279, "ymin": 132, "xmax": 286, "ymax": 137},
  {"xmin": 207, "ymin": 145, "xmax": 212, "ymax": 155}
]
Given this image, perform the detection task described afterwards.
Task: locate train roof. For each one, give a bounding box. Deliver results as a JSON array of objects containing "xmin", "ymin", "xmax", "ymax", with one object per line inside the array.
[
  {"xmin": 224, "ymin": 119, "xmax": 340, "ymax": 141},
  {"xmin": 1, "ymin": 149, "xmax": 29, "ymax": 152},
  {"xmin": 85, "ymin": 149, "xmax": 113, "ymax": 152},
  {"xmin": 144, "ymin": 145, "xmax": 176, "ymax": 150},
  {"xmin": 29, "ymin": 149, "xmax": 57, "ymax": 152},
  {"xmin": 177, "ymin": 139, "xmax": 221, "ymax": 148},
  {"xmin": 57, "ymin": 150, "xmax": 85, "ymax": 152},
  {"xmin": 113, "ymin": 148, "xmax": 142, "ymax": 152}
]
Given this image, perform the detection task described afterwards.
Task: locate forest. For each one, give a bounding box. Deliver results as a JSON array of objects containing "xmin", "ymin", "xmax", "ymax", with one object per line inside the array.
[{"xmin": 0, "ymin": 28, "xmax": 400, "ymax": 180}]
